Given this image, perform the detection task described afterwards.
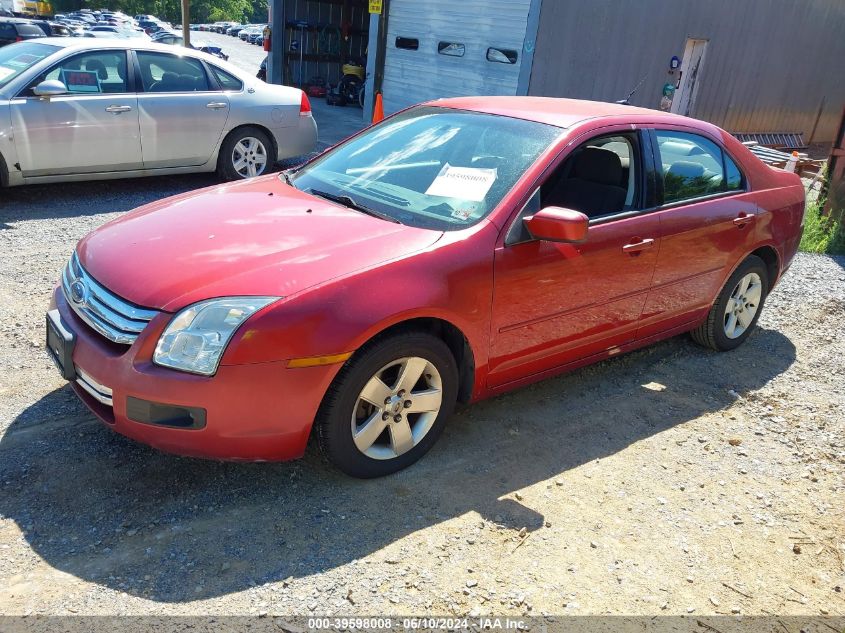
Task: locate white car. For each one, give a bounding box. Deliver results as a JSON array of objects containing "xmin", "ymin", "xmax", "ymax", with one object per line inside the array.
[{"xmin": 0, "ymin": 38, "xmax": 317, "ymax": 186}]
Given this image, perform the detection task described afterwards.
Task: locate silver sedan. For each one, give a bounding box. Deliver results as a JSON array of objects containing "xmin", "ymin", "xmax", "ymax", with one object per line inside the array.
[{"xmin": 0, "ymin": 38, "xmax": 317, "ymax": 186}]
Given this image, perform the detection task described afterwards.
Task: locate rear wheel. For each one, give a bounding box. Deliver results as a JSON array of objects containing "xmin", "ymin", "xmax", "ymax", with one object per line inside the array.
[
  {"xmin": 316, "ymin": 332, "xmax": 458, "ymax": 478},
  {"xmin": 691, "ymin": 255, "xmax": 768, "ymax": 351},
  {"xmin": 217, "ymin": 126, "xmax": 273, "ymax": 181}
]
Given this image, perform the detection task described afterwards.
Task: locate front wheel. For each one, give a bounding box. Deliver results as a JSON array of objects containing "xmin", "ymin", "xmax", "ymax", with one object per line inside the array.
[
  {"xmin": 691, "ymin": 255, "xmax": 769, "ymax": 351},
  {"xmin": 217, "ymin": 126, "xmax": 273, "ymax": 181},
  {"xmin": 316, "ymin": 332, "xmax": 458, "ymax": 478}
]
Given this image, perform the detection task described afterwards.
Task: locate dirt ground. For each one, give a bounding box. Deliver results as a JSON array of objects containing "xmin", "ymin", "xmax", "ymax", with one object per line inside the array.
[{"xmin": 1, "ymin": 190, "xmax": 844, "ymax": 617}]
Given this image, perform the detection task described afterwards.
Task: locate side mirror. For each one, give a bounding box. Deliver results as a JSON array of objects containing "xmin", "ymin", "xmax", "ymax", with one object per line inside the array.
[
  {"xmin": 33, "ymin": 80, "xmax": 68, "ymax": 98},
  {"xmin": 523, "ymin": 206, "xmax": 589, "ymax": 243}
]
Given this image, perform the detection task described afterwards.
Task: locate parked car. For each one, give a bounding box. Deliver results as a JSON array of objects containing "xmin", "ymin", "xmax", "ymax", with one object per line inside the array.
[
  {"xmin": 226, "ymin": 24, "xmax": 244, "ymax": 36},
  {"xmin": 0, "ymin": 18, "xmax": 45, "ymax": 46},
  {"xmin": 0, "ymin": 38, "xmax": 316, "ymax": 186},
  {"xmin": 43, "ymin": 97, "xmax": 805, "ymax": 477},
  {"xmin": 31, "ymin": 20, "xmax": 72, "ymax": 37},
  {"xmin": 239, "ymin": 25, "xmax": 261, "ymax": 41}
]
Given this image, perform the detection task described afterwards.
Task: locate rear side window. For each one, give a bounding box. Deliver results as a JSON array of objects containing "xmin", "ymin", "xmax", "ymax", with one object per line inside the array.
[
  {"xmin": 655, "ymin": 130, "xmax": 743, "ymax": 204},
  {"xmin": 724, "ymin": 153, "xmax": 744, "ymax": 191},
  {"xmin": 210, "ymin": 65, "xmax": 242, "ymax": 91},
  {"xmin": 0, "ymin": 24, "xmax": 16, "ymax": 39},
  {"xmin": 137, "ymin": 51, "xmax": 210, "ymax": 92}
]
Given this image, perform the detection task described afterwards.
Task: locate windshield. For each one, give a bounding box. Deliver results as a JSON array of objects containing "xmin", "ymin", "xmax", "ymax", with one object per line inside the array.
[
  {"xmin": 289, "ymin": 106, "xmax": 561, "ymax": 230},
  {"xmin": 0, "ymin": 42, "xmax": 59, "ymax": 89}
]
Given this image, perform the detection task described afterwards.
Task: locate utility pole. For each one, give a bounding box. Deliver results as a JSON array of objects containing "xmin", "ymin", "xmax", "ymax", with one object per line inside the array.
[{"xmin": 181, "ymin": 0, "xmax": 190, "ymax": 47}]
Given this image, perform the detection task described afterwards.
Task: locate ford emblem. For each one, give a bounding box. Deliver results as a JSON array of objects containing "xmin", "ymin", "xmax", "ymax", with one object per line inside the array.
[{"xmin": 70, "ymin": 279, "xmax": 87, "ymax": 305}]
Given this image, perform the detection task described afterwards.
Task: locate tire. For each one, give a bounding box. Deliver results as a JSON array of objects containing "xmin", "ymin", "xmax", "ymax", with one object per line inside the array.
[
  {"xmin": 316, "ymin": 332, "xmax": 459, "ymax": 478},
  {"xmin": 217, "ymin": 126, "xmax": 273, "ymax": 181},
  {"xmin": 691, "ymin": 255, "xmax": 769, "ymax": 351}
]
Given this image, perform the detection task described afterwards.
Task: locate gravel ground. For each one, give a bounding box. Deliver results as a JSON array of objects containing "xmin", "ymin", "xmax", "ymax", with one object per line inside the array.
[
  {"xmin": 1, "ymin": 35, "xmax": 844, "ymax": 617},
  {"xmin": 1, "ymin": 185, "xmax": 844, "ymax": 617}
]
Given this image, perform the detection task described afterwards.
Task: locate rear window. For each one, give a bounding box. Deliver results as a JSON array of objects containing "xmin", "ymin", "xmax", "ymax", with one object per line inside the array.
[{"xmin": 16, "ymin": 24, "xmax": 46, "ymax": 36}]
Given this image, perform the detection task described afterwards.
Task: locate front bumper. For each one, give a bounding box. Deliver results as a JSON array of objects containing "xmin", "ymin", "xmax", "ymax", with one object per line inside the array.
[{"xmin": 49, "ymin": 286, "xmax": 339, "ymax": 461}]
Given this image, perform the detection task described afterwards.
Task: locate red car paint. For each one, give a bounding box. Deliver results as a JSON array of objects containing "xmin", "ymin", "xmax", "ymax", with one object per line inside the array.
[{"xmin": 50, "ymin": 97, "xmax": 805, "ymax": 461}]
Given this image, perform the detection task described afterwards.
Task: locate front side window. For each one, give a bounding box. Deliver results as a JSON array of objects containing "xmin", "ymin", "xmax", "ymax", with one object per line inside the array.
[
  {"xmin": 136, "ymin": 51, "xmax": 210, "ymax": 92},
  {"xmin": 542, "ymin": 134, "xmax": 640, "ymax": 218},
  {"xmin": 35, "ymin": 50, "xmax": 128, "ymax": 94},
  {"xmin": 655, "ymin": 130, "xmax": 743, "ymax": 203},
  {"xmin": 290, "ymin": 106, "xmax": 561, "ymax": 231}
]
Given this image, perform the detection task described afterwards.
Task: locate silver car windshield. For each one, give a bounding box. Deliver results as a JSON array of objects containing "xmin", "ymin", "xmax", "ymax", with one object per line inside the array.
[
  {"xmin": 0, "ymin": 42, "xmax": 59, "ymax": 89},
  {"xmin": 289, "ymin": 106, "xmax": 561, "ymax": 231}
]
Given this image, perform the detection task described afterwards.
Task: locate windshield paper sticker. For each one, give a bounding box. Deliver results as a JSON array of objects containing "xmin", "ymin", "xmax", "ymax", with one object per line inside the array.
[
  {"xmin": 0, "ymin": 67, "xmax": 14, "ymax": 81},
  {"xmin": 425, "ymin": 163, "xmax": 497, "ymax": 202},
  {"xmin": 60, "ymin": 69, "xmax": 101, "ymax": 93}
]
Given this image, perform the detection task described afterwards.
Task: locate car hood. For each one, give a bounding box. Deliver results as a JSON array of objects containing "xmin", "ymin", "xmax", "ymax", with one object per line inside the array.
[{"xmin": 77, "ymin": 175, "xmax": 443, "ymax": 312}]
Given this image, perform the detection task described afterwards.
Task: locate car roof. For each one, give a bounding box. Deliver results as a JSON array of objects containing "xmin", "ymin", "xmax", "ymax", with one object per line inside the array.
[
  {"xmin": 34, "ymin": 37, "xmax": 193, "ymax": 53},
  {"xmin": 430, "ymin": 96, "xmax": 707, "ymax": 130}
]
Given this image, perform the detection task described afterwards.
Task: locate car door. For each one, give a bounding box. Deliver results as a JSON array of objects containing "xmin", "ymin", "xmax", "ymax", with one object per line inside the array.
[
  {"xmin": 9, "ymin": 49, "xmax": 142, "ymax": 176},
  {"xmin": 488, "ymin": 128, "xmax": 660, "ymax": 388},
  {"xmin": 134, "ymin": 50, "xmax": 229, "ymax": 168},
  {"xmin": 637, "ymin": 127, "xmax": 757, "ymax": 338}
]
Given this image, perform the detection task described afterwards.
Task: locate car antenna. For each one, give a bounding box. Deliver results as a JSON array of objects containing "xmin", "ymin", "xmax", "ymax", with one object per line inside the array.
[{"xmin": 616, "ymin": 74, "xmax": 648, "ymax": 106}]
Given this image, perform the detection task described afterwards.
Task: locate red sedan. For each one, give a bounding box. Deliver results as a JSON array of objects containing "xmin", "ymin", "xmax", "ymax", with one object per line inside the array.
[{"xmin": 46, "ymin": 97, "xmax": 805, "ymax": 477}]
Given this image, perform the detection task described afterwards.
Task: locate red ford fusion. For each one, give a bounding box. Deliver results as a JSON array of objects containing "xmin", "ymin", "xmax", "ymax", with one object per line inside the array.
[{"xmin": 46, "ymin": 97, "xmax": 805, "ymax": 477}]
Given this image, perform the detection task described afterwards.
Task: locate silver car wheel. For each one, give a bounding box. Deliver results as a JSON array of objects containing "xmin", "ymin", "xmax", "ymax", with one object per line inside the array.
[
  {"xmin": 723, "ymin": 272, "xmax": 762, "ymax": 339},
  {"xmin": 351, "ymin": 356, "xmax": 443, "ymax": 460},
  {"xmin": 231, "ymin": 136, "xmax": 268, "ymax": 178}
]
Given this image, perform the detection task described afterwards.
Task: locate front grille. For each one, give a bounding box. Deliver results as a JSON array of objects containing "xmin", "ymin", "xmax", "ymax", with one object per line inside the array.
[{"xmin": 62, "ymin": 252, "xmax": 159, "ymax": 345}]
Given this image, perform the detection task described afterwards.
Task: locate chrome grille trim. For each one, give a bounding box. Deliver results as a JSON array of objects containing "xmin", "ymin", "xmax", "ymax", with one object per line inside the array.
[
  {"xmin": 76, "ymin": 367, "xmax": 114, "ymax": 407},
  {"xmin": 62, "ymin": 252, "xmax": 159, "ymax": 345}
]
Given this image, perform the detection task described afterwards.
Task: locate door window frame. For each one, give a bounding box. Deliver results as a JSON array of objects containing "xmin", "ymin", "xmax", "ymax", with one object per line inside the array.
[
  {"xmin": 16, "ymin": 48, "xmax": 134, "ymax": 98},
  {"xmin": 502, "ymin": 126, "xmax": 657, "ymax": 246},
  {"xmin": 648, "ymin": 126, "xmax": 749, "ymax": 209}
]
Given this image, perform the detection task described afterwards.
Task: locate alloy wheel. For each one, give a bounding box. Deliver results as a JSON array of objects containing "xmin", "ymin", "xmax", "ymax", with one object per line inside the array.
[
  {"xmin": 723, "ymin": 272, "xmax": 762, "ymax": 339},
  {"xmin": 351, "ymin": 357, "xmax": 443, "ymax": 460},
  {"xmin": 231, "ymin": 136, "xmax": 268, "ymax": 178}
]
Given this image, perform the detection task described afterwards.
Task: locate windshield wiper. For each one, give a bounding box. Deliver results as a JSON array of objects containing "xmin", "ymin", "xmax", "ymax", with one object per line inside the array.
[
  {"xmin": 307, "ymin": 189, "xmax": 400, "ymax": 224},
  {"xmin": 280, "ymin": 169, "xmax": 295, "ymax": 186}
]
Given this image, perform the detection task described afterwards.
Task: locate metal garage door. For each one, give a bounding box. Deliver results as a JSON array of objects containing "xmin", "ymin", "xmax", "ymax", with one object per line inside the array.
[{"xmin": 380, "ymin": 0, "xmax": 533, "ymax": 114}]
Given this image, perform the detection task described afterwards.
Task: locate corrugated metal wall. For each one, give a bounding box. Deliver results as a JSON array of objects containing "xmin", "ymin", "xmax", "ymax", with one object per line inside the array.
[
  {"xmin": 528, "ymin": 0, "xmax": 845, "ymax": 143},
  {"xmin": 281, "ymin": 0, "xmax": 369, "ymax": 88},
  {"xmin": 380, "ymin": 0, "xmax": 532, "ymax": 114}
]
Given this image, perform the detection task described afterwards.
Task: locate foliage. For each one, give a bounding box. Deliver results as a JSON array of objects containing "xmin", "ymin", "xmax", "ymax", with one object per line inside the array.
[
  {"xmin": 51, "ymin": 0, "xmax": 266, "ymax": 25},
  {"xmin": 799, "ymin": 198, "xmax": 845, "ymax": 255}
]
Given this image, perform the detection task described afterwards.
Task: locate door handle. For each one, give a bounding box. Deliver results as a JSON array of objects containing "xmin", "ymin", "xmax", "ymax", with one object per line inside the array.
[
  {"xmin": 622, "ymin": 238, "xmax": 655, "ymax": 254},
  {"xmin": 105, "ymin": 105, "xmax": 132, "ymax": 113},
  {"xmin": 733, "ymin": 213, "xmax": 755, "ymax": 228},
  {"xmin": 206, "ymin": 102, "xmax": 228, "ymax": 109}
]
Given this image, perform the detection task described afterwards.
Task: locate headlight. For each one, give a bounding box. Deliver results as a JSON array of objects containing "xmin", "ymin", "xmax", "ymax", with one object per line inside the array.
[{"xmin": 153, "ymin": 296, "xmax": 279, "ymax": 376}]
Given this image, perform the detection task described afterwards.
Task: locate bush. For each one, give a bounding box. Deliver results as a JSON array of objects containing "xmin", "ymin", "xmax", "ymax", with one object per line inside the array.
[{"xmin": 800, "ymin": 199, "xmax": 845, "ymax": 255}]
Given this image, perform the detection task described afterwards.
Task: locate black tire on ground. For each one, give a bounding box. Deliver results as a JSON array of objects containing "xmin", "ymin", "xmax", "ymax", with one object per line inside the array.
[
  {"xmin": 316, "ymin": 332, "xmax": 459, "ymax": 478},
  {"xmin": 690, "ymin": 255, "xmax": 769, "ymax": 351},
  {"xmin": 217, "ymin": 126, "xmax": 273, "ymax": 181}
]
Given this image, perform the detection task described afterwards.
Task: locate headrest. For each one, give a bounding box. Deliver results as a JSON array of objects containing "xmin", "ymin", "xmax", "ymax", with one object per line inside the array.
[
  {"xmin": 84, "ymin": 59, "xmax": 108, "ymax": 80},
  {"xmin": 667, "ymin": 160, "xmax": 706, "ymax": 180},
  {"xmin": 573, "ymin": 147, "xmax": 622, "ymax": 186}
]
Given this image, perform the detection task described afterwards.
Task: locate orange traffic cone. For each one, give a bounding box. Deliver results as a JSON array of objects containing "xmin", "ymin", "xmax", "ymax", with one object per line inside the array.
[{"xmin": 372, "ymin": 92, "xmax": 384, "ymax": 124}]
